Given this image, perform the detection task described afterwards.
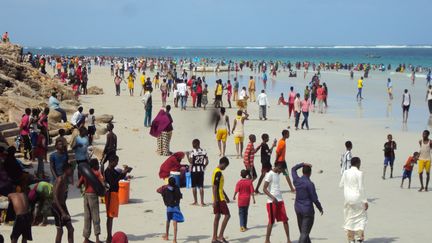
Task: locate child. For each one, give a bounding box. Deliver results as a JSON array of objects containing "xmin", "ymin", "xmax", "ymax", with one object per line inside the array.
[
  {"xmin": 277, "ymin": 93, "xmax": 286, "ymax": 105},
  {"xmin": 202, "ymin": 84, "xmax": 209, "ymax": 110},
  {"xmin": 233, "ymin": 169, "xmax": 255, "ymax": 232},
  {"xmin": 243, "ymin": 134, "xmax": 261, "ymax": 181},
  {"xmin": 34, "ymin": 126, "xmax": 48, "ymax": 179},
  {"xmin": 161, "ymin": 177, "xmax": 184, "ymax": 243},
  {"xmin": 78, "ymin": 159, "xmax": 103, "ymax": 243},
  {"xmin": 8, "ymin": 191, "xmax": 32, "ymax": 243},
  {"xmin": 401, "ymin": 152, "xmax": 419, "ymax": 189},
  {"xmin": 255, "ymin": 134, "xmax": 277, "ymax": 193},
  {"xmin": 186, "ymin": 139, "xmax": 208, "ymax": 206},
  {"xmin": 55, "ymin": 129, "xmax": 68, "ymax": 153},
  {"xmin": 87, "ymin": 108, "xmax": 96, "ymax": 145}
]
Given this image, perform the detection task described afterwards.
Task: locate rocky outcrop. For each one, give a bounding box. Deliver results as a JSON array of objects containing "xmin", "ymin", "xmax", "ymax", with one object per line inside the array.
[
  {"xmin": 96, "ymin": 114, "xmax": 114, "ymax": 123},
  {"xmin": 87, "ymin": 86, "xmax": 104, "ymax": 95}
]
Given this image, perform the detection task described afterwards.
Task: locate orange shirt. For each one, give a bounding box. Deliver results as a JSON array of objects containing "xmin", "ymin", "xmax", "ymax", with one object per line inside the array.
[
  {"xmin": 276, "ymin": 139, "xmax": 286, "ymax": 162},
  {"xmin": 403, "ymin": 156, "xmax": 415, "ymax": 171}
]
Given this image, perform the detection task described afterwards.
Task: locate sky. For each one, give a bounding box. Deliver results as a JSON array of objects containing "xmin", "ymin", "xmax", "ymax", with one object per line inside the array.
[{"xmin": 2, "ymin": 0, "xmax": 432, "ymax": 47}]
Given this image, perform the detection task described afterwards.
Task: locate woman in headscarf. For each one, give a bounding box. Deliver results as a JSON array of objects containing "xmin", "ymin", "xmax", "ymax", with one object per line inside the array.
[
  {"xmin": 150, "ymin": 105, "xmax": 174, "ymax": 156},
  {"xmin": 159, "ymin": 152, "xmax": 185, "ymax": 180}
]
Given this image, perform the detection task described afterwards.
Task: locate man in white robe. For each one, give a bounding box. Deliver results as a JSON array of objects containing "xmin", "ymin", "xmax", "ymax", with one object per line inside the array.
[{"xmin": 339, "ymin": 157, "xmax": 368, "ymax": 243}]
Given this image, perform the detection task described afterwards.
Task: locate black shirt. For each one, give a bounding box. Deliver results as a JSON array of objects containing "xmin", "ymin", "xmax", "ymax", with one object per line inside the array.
[
  {"xmin": 260, "ymin": 143, "xmax": 272, "ymax": 168},
  {"xmin": 104, "ymin": 167, "xmax": 124, "ymax": 192},
  {"xmin": 162, "ymin": 186, "xmax": 182, "ymax": 207},
  {"xmin": 384, "ymin": 141, "xmax": 396, "ymax": 158}
]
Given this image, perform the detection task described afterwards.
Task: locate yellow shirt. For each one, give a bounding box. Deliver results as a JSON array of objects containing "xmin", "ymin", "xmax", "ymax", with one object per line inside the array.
[
  {"xmin": 248, "ymin": 79, "xmax": 255, "ymax": 90},
  {"xmin": 140, "ymin": 75, "xmax": 146, "ymax": 85},
  {"xmin": 216, "ymin": 84, "xmax": 223, "ymax": 96},
  {"xmin": 357, "ymin": 79, "xmax": 363, "ymax": 88},
  {"xmin": 128, "ymin": 75, "xmax": 134, "ymax": 83},
  {"xmin": 212, "ymin": 167, "xmax": 225, "ymax": 201}
]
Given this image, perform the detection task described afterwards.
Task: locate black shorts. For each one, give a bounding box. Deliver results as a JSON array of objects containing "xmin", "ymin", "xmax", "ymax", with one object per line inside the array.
[
  {"xmin": 191, "ymin": 171, "xmax": 204, "ymax": 188},
  {"xmin": 403, "ymin": 105, "xmax": 410, "ymax": 112},
  {"xmin": 246, "ymin": 166, "xmax": 257, "ymax": 178},
  {"xmin": 261, "ymin": 162, "xmax": 272, "ymax": 173},
  {"xmin": 215, "ymin": 95, "xmax": 222, "ymax": 101},
  {"xmin": 21, "ymin": 135, "xmax": 32, "ymax": 150},
  {"xmin": 87, "ymin": 126, "xmax": 96, "ymax": 135},
  {"xmin": 11, "ymin": 213, "xmax": 32, "ymax": 241},
  {"xmin": 275, "ymin": 161, "xmax": 288, "ymax": 176},
  {"xmin": 52, "ymin": 204, "xmax": 71, "ymax": 228}
]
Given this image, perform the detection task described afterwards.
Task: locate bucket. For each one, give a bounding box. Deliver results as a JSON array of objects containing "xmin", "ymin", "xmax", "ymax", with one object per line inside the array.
[
  {"xmin": 170, "ymin": 171, "xmax": 181, "ymax": 187},
  {"xmin": 118, "ymin": 180, "xmax": 130, "ymax": 205}
]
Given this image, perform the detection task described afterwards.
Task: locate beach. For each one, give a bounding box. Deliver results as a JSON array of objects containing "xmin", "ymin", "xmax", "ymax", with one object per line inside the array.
[{"xmin": 2, "ymin": 63, "xmax": 431, "ymax": 242}]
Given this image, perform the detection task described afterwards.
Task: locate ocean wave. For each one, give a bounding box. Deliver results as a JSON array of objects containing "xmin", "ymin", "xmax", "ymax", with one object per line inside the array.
[
  {"xmin": 243, "ymin": 46, "xmax": 267, "ymax": 49},
  {"xmin": 163, "ymin": 46, "xmax": 188, "ymax": 50}
]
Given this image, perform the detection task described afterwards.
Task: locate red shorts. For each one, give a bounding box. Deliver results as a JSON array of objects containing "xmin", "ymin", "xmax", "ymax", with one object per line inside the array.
[
  {"xmin": 213, "ymin": 200, "xmax": 230, "ymax": 215},
  {"xmin": 266, "ymin": 201, "xmax": 288, "ymax": 224}
]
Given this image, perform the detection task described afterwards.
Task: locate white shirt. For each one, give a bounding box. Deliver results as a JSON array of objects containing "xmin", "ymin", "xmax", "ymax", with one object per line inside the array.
[
  {"xmin": 177, "ymin": 83, "xmax": 187, "ymax": 96},
  {"xmin": 402, "ymin": 93, "xmax": 410, "ymax": 106},
  {"xmin": 71, "ymin": 111, "xmax": 82, "ymax": 126},
  {"xmin": 340, "ymin": 150, "xmax": 352, "ymax": 175},
  {"xmin": 339, "ymin": 167, "xmax": 367, "ymax": 205},
  {"xmin": 294, "ymin": 97, "xmax": 301, "ymax": 112},
  {"xmin": 239, "ymin": 89, "xmax": 247, "ymax": 100},
  {"xmin": 257, "ymin": 93, "xmax": 269, "ymax": 106},
  {"xmin": 264, "ymin": 170, "xmax": 283, "ymax": 203},
  {"xmin": 427, "ymin": 88, "xmax": 432, "ymax": 101}
]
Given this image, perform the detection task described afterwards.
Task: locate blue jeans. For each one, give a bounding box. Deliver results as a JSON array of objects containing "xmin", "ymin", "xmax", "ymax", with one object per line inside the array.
[
  {"xmin": 239, "ymin": 206, "xmax": 249, "ymax": 228},
  {"xmin": 356, "ymin": 88, "xmax": 363, "ymax": 99},
  {"xmin": 180, "ymin": 96, "xmax": 187, "ymax": 109},
  {"xmin": 301, "ymin": 111, "xmax": 309, "ymax": 129},
  {"xmin": 144, "ymin": 107, "xmax": 152, "ymax": 127},
  {"xmin": 55, "ymin": 108, "xmax": 67, "ymax": 122}
]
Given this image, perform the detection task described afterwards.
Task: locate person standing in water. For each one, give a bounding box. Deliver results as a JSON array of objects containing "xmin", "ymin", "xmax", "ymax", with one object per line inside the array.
[
  {"xmin": 356, "ymin": 77, "xmax": 364, "ymax": 101},
  {"xmin": 418, "ymin": 130, "xmax": 431, "ymax": 192},
  {"xmin": 382, "ymin": 134, "xmax": 397, "ymax": 179},
  {"xmin": 402, "ymin": 89, "xmax": 411, "ymax": 123}
]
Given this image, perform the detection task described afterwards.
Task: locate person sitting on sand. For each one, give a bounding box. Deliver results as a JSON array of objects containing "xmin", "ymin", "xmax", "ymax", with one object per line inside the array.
[
  {"xmin": 186, "ymin": 139, "xmax": 208, "ymax": 206},
  {"xmin": 49, "ymin": 92, "xmax": 67, "ymax": 122}
]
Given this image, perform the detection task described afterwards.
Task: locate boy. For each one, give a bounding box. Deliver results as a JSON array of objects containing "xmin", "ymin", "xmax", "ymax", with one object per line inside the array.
[
  {"xmin": 255, "ymin": 134, "xmax": 277, "ymax": 193},
  {"xmin": 87, "ymin": 108, "xmax": 96, "ymax": 145},
  {"xmin": 9, "ymin": 191, "xmax": 32, "ymax": 243},
  {"xmin": 401, "ymin": 152, "xmax": 419, "ymax": 189},
  {"xmin": 383, "ymin": 134, "xmax": 397, "ymax": 179},
  {"xmin": 212, "ymin": 157, "xmax": 230, "ymax": 243},
  {"xmin": 275, "ymin": 130, "xmax": 295, "ymax": 192},
  {"xmin": 233, "ymin": 169, "xmax": 255, "ymax": 232},
  {"xmin": 231, "ymin": 110, "xmax": 248, "ymax": 159},
  {"xmin": 341, "ymin": 141, "xmax": 353, "ymax": 175},
  {"xmin": 55, "ymin": 129, "xmax": 69, "ymax": 153},
  {"xmin": 186, "ymin": 139, "xmax": 208, "ymax": 206},
  {"xmin": 161, "ymin": 177, "xmax": 184, "ymax": 243},
  {"xmin": 215, "ymin": 108, "xmax": 231, "ymax": 157},
  {"xmin": 243, "ymin": 134, "xmax": 260, "ymax": 181},
  {"xmin": 263, "ymin": 163, "xmax": 292, "ymax": 243},
  {"xmin": 104, "ymin": 155, "xmax": 132, "ymax": 243},
  {"xmin": 78, "ymin": 159, "xmax": 104, "ymax": 243},
  {"xmin": 52, "ymin": 163, "xmax": 74, "ymax": 243}
]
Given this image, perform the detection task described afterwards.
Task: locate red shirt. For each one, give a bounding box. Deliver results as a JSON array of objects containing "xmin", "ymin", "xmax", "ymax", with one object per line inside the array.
[
  {"xmin": 20, "ymin": 115, "xmax": 30, "ymax": 136},
  {"xmin": 79, "ymin": 170, "xmax": 104, "ymax": 193},
  {"xmin": 235, "ymin": 179, "xmax": 254, "ymax": 207},
  {"xmin": 243, "ymin": 143, "xmax": 255, "ymax": 168},
  {"xmin": 403, "ymin": 156, "xmax": 415, "ymax": 171},
  {"xmin": 34, "ymin": 134, "xmax": 46, "ymax": 157}
]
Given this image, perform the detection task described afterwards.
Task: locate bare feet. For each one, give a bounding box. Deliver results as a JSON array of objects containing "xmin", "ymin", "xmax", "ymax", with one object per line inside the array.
[
  {"xmin": 162, "ymin": 235, "xmax": 169, "ymax": 241},
  {"xmin": 190, "ymin": 202, "xmax": 198, "ymax": 206},
  {"xmin": 418, "ymin": 187, "xmax": 424, "ymax": 192},
  {"xmin": 201, "ymin": 203, "xmax": 207, "ymax": 207}
]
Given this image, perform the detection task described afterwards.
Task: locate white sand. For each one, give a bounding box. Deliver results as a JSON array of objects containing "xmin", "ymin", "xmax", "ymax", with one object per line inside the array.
[{"xmin": 1, "ymin": 66, "xmax": 430, "ymax": 243}]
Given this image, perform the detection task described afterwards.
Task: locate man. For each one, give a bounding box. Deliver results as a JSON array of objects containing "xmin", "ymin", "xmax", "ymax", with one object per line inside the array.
[
  {"xmin": 177, "ymin": 80, "xmax": 187, "ymax": 110},
  {"xmin": 275, "ymin": 130, "xmax": 295, "ymax": 192},
  {"xmin": 383, "ymin": 134, "xmax": 397, "ymax": 179},
  {"xmin": 104, "ymin": 155, "xmax": 131, "ymax": 243},
  {"xmin": 339, "ymin": 157, "xmax": 368, "ymax": 243},
  {"xmin": 78, "ymin": 159, "xmax": 103, "ymax": 243},
  {"xmin": 233, "ymin": 77, "xmax": 239, "ymax": 101},
  {"xmin": 418, "ymin": 130, "xmax": 431, "ymax": 192},
  {"xmin": 52, "ymin": 163, "xmax": 75, "ymax": 243},
  {"xmin": 212, "ymin": 157, "xmax": 230, "ymax": 243},
  {"xmin": 232, "ymin": 110, "xmax": 248, "ymax": 159},
  {"xmin": 214, "ymin": 108, "xmax": 231, "ymax": 157},
  {"xmin": 49, "ymin": 92, "xmax": 67, "ymax": 122},
  {"xmin": 402, "ymin": 89, "xmax": 411, "ymax": 123},
  {"xmin": 425, "ymin": 85, "xmax": 432, "ymax": 115},
  {"xmin": 73, "ymin": 127, "xmax": 89, "ymax": 174},
  {"xmin": 341, "ymin": 141, "xmax": 353, "ymax": 175},
  {"xmin": 356, "ymin": 77, "xmax": 364, "ymax": 100},
  {"xmin": 292, "ymin": 163, "xmax": 323, "ymax": 243},
  {"xmin": 9, "ymin": 191, "xmax": 32, "ymax": 243},
  {"xmin": 187, "ymin": 139, "xmax": 209, "ymax": 206},
  {"xmin": 71, "ymin": 106, "xmax": 86, "ymax": 128},
  {"xmin": 50, "ymin": 140, "xmax": 69, "ymax": 180},
  {"xmin": 139, "ymin": 71, "xmax": 146, "ymax": 96},
  {"xmin": 257, "ymin": 90, "xmax": 270, "ymax": 120},
  {"xmin": 142, "ymin": 88, "xmax": 153, "ymax": 127},
  {"xmin": 294, "ymin": 93, "xmax": 302, "ymax": 130},
  {"xmin": 263, "ymin": 163, "xmax": 291, "ymax": 243},
  {"xmin": 102, "ymin": 123, "xmax": 117, "ymax": 165},
  {"xmin": 248, "ymin": 76, "xmax": 256, "ymax": 102}
]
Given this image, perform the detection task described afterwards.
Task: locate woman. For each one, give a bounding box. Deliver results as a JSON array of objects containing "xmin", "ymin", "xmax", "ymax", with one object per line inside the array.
[
  {"xmin": 158, "ymin": 152, "xmax": 185, "ymax": 180},
  {"xmin": 151, "ymin": 105, "xmax": 174, "ymax": 156},
  {"xmin": 127, "ymin": 73, "xmax": 135, "ymax": 96},
  {"xmin": 214, "ymin": 80, "xmax": 223, "ymax": 108},
  {"xmin": 114, "ymin": 74, "xmax": 123, "ymax": 96},
  {"xmin": 196, "ymin": 79, "xmax": 203, "ymax": 108},
  {"xmin": 161, "ymin": 79, "xmax": 168, "ymax": 107},
  {"xmin": 226, "ymin": 80, "xmax": 232, "ymax": 108},
  {"xmin": 301, "ymin": 95, "xmax": 312, "ymax": 130}
]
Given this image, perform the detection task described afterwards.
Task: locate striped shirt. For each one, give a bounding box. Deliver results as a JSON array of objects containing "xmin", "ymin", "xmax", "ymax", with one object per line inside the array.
[
  {"xmin": 190, "ymin": 148, "xmax": 208, "ymax": 172},
  {"xmin": 244, "ymin": 143, "xmax": 255, "ymax": 168}
]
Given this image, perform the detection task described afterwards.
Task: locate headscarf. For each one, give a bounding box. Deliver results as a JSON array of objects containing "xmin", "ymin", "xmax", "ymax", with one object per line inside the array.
[
  {"xmin": 159, "ymin": 152, "xmax": 185, "ymax": 179},
  {"xmin": 150, "ymin": 109, "xmax": 172, "ymax": 137}
]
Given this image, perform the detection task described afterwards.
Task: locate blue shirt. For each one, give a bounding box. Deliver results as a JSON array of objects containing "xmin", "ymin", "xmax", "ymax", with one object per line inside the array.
[
  {"xmin": 292, "ymin": 163, "xmax": 323, "ymax": 215},
  {"xmin": 74, "ymin": 136, "xmax": 89, "ymax": 161},
  {"xmin": 50, "ymin": 152, "xmax": 68, "ymax": 177},
  {"xmin": 49, "ymin": 96, "xmax": 60, "ymax": 109}
]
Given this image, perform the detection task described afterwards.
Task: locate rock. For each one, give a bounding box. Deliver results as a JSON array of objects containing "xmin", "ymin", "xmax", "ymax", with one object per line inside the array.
[
  {"xmin": 96, "ymin": 125, "xmax": 108, "ymax": 135},
  {"xmin": 63, "ymin": 99, "xmax": 81, "ymax": 107},
  {"xmin": 48, "ymin": 109, "xmax": 62, "ymax": 123},
  {"xmin": 96, "ymin": 114, "xmax": 114, "ymax": 123},
  {"xmin": 87, "ymin": 86, "xmax": 104, "ymax": 95}
]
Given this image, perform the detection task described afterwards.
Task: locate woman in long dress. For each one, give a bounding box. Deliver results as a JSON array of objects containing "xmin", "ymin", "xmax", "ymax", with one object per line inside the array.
[{"xmin": 150, "ymin": 106, "xmax": 174, "ymax": 156}]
